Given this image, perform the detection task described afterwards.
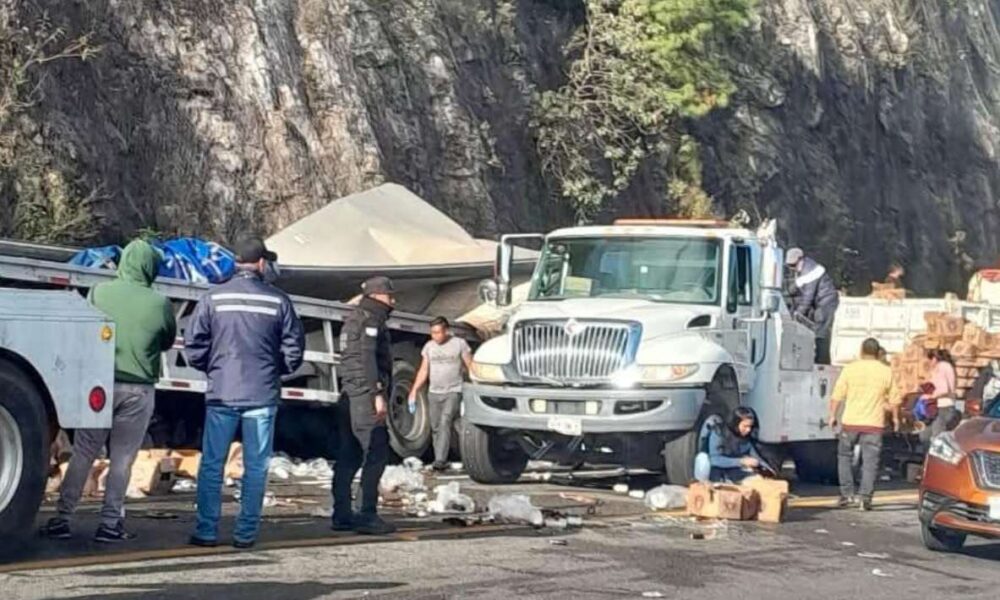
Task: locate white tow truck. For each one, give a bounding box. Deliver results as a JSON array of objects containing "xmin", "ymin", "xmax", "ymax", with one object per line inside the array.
[
  {"xmin": 0, "ymin": 289, "xmax": 116, "ymax": 539},
  {"xmin": 0, "ymin": 239, "xmax": 475, "ymax": 537},
  {"xmin": 460, "ymin": 219, "xmax": 841, "ymax": 484}
]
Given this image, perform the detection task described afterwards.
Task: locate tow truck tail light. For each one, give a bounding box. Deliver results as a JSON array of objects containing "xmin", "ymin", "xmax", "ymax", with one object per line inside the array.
[{"xmin": 88, "ymin": 387, "xmax": 107, "ymax": 412}]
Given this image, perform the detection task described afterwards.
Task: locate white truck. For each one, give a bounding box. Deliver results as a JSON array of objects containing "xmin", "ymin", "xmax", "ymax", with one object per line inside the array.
[
  {"xmin": 0, "ymin": 289, "xmax": 116, "ymax": 538},
  {"xmin": 0, "ymin": 239, "xmax": 475, "ymax": 537},
  {"xmin": 460, "ymin": 219, "xmax": 840, "ymax": 484}
]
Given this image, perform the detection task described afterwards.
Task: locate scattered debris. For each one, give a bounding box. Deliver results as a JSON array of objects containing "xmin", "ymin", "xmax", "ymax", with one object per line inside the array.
[
  {"xmin": 310, "ymin": 506, "xmax": 334, "ymax": 518},
  {"xmin": 142, "ymin": 510, "xmax": 178, "ymax": 520},
  {"xmin": 403, "ymin": 457, "xmax": 424, "ymax": 471},
  {"xmin": 488, "ymin": 494, "xmax": 544, "ymax": 526},
  {"xmin": 814, "ymin": 528, "xmax": 830, "ymax": 535},
  {"xmin": 628, "ymin": 489, "xmax": 646, "ymax": 500},
  {"xmin": 379, "ymin": 465, "xmax": 427, "ymax": 495},
  {"xmin": 644, "ymin": 485, "xmax": 688, "ymax": 510},
  {"xmin": 269, "ymin": 454, "xmax": 333, "ymax": 481},
  {"xmin": 841, "ymin": 541, "xmax": 856, "ymax": 547},
  {"xmin": 566, "ymin": 515, "xmax": 584, "ymax": 527},
  {"xmin": 871, "ymin": 568, "xmax": 892, "ymax": 578},
  {"xmin": 548, "ymin": 539, "xmax": 568, "ymax": 546},
  {"xmin": 427, "ymin": 482, "xmax": 476, "ymax": 514},
  {"xmin": 879, "ymin": 475, "xmax": 891, "ymax": 482},
  {"xmin": 612, "ymin": 483, "xmax": 629, "ymax": 494},
  {"xmin": 449, "ymin": 462, "xmax": 463, "ymax": 471},
  {"xmin": 544, "ymin": 517, "xmax": 568, "ymax": 530},
  {"xmin": 263, "ymin": 491, "xmax": 277, "ymax": 508},
  {"xmin": 524, "ymin": 471, "xmax": 553, "ymax": 482},
  {"xmin": 641, "ymin": 592, "xmax": 666, "ymax": 598},
  {"xmin": 171, "ymin": 478, "xmax": 197, "ymax": 493},
  {"xmin": 690, "ymin": 532, "xmax": 706, "ymax": 540},
  {"xmin": 857, "ymin": 552, "xmax": 890, "ymax": 560}
]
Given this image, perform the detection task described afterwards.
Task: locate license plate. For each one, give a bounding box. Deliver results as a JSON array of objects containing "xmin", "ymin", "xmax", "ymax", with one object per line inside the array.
[
  {"xmin": 547, "ymin": 416, "xmax": 583, "ymax": 436},
  {"xmin": 989, "ymin": 497, "xmax": 1000, "ymax": 521}
]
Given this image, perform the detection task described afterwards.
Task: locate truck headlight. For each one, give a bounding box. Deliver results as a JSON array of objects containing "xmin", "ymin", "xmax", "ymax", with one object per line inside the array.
[
  {"xmin": 928, "ymin": 432, "xmax": 965, "ymax": 466},
  {"xmin": 638, "ymin": 364, "xmax": 699, "ymax": 383},
  {"xmin": 470, "ymin": 361, "xmax": 506, "ymax": 383}
]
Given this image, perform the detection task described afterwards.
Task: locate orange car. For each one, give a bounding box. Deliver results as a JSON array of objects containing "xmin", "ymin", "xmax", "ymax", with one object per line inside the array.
[{"xmin": 919, "ymin": 400, "xmax": 1000, "ymax": 551}]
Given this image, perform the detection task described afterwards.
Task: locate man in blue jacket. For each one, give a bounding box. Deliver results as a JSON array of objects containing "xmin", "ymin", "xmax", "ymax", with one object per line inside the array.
[
  {"xmin": 185, "ymin": 238, "xmax": 304, "ymax": 549},
  {"xmin": 786, "ymin": 247, "xmax": 840, "ymax": 364}
]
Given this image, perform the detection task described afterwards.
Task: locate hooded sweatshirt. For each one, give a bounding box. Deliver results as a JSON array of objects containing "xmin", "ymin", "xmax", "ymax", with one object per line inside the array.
[{"xmin": 89, "ymin": 240, "xmax": 177, "ymax": 384}]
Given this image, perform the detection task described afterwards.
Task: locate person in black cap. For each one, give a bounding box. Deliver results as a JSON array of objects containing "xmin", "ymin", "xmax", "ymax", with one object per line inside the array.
[
  {"xmin": 332, "ymin": 275, "xmax": 397, "ymax": 535},
  {"xmin": 185, "ymin": 237, "xmax": 305, "ymax": 549}
]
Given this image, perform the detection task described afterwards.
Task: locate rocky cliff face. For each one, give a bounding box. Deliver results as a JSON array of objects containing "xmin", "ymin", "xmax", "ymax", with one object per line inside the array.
[{"xmin": 9, "ymin": 0, "xmax": 1000, "ymax": 294}]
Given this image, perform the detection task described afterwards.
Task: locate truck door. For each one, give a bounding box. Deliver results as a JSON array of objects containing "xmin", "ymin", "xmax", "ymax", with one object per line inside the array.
[{"xmin": 724, "ymin": 243, "xmax": 756, "ymax": 392}]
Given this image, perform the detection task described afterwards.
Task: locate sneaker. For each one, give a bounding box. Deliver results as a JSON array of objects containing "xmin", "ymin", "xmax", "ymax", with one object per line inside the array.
[
  {"xmin": 43, "ymin": 517, "xmax": 72, "ymax": 540},
  {"xmin": 94, "ymin": 523, "xmax": 137, "ymax": 543},
  {"xmin": 859, "ymin": 498, "xmax": 873, "ymax": 512},
  {"xmin": 354, "ymin": 515, "xmax": 397, "ymax": 536},
  {"xmin": 232, "ymin": 539, "xmax": 255, "ymax": 550},
  {"xmin": 836, "ymin": 496, "xmax": 855, "ymax": 509},
  {"xmin": 188, "ymin": 536, "xmax": 218, "ymax": 548},
  {"xmin": 331, "ymin": 512, "xmax": 356, "ymax": 532}
]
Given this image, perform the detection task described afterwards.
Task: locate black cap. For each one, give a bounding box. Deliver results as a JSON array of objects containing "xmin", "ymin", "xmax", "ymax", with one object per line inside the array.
[
  {"xmin": 362, "ymin": 276, "xmax": 395, "ymax": 295},
  {"xmin": 233, "ymin": 238, "xmax": 277, "ymax": 263}
]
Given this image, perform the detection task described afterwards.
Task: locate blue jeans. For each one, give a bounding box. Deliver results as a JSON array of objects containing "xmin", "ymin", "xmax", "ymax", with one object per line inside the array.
[{"xmin": 195, "ymin": 404, "xmax": 277, "ymax": 543}]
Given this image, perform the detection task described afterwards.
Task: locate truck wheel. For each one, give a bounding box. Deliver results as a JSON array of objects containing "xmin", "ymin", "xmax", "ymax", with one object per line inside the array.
[
  {"xmin": 663, "ymin": 367, "xmax": 739, "ymax": 485},
  {"xmin": 790, "ymin": 441, "xmax": 840, "ymax": 484},
  {"xmin": 0, "ymin": 360, "xmax": 49, "ymax": 539},
  {"xmin": 386, "ymin": 358, "xmax": 431, "ymax": 458},
  {"xmin": 459, "ymin": 421, "xmax": 527, "ymax": 484}
]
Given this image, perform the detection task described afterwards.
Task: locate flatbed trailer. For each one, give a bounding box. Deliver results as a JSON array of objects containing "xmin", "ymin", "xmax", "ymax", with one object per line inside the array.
[{"xmin": 0, "ymin": 241, "xmax": 476, "ymax": 460}]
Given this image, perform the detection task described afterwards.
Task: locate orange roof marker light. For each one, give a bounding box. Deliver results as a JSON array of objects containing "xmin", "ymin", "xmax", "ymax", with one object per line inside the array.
[{"xmin": 612, "ymin": 218, "xmax": 733, "ymax": 228}]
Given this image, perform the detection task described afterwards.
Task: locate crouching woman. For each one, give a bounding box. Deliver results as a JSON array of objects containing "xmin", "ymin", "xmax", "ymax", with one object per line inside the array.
[{"xmin": 695, "ymin": 406, "xmax": 773, "ymax": 484}]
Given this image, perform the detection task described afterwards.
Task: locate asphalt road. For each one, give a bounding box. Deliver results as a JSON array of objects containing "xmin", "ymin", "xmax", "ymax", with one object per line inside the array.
[{"xmin": 3, "ymin": 472, "xmax": 1000, "ymax": 600}]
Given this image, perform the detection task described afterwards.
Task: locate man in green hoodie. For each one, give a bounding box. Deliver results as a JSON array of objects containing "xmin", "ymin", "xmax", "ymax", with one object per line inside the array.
[{"xmin": 46, "ymin": 239, "xmax": 176, "ymax": 543}]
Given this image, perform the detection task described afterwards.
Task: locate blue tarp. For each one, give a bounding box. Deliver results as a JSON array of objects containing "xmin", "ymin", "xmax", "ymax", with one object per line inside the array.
[{"xmin": 69, "ymin": 238, "xmax": 236, "ymax": 284}]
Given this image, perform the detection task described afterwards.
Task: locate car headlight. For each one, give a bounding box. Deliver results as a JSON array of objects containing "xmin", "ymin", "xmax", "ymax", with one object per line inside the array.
[
  {"xmin": 470, "ymin": 361, "xmax": 506, "ymax": 383},
  {"xmin": 638, "ymin": 364, "xmax": 700, "ymax": 383},
  {"xmin": 928, "ymin": 431, "xmax": 965, "ymax": 466}
]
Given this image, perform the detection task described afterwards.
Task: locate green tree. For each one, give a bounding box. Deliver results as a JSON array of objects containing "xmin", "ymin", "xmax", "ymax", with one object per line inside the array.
[{"xmin": 535, "ymin": 0, "xmax": 753, "ymax": 220}]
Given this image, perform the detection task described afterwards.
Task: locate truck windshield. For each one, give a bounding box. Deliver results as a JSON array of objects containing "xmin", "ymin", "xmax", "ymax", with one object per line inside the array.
[{"xmin": 528, "ymin": 236, "xmax": 721, "ymax": 304}]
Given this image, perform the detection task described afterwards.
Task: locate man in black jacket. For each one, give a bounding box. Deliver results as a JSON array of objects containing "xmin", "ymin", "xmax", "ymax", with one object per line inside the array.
[
  {"xmin": 332, "ymin": 276, "xmax": 396, "ymax": 535},
  {"xmin": 786, "ymin": 247, "xmax": 840, "ymax": 364}
]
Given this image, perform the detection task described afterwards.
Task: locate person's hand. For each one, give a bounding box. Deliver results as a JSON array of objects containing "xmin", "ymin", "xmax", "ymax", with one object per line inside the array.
[
  {"xmin": 740, "ymin": 457, "xmax": 759, "ymax": 469},
  {"xmin": 892, "ymin": 417, "xmax": 902, "ymax": 433},
  {"xmin": 828, "ymin": 414, "xmax": 838, "ymax": 429},
  {"xmin": 407, "ymin": 393, "xmax": 417, "ymax": 415},
  {"xmin": 374, "ymin": 394, "xmax": 388, "ymax": 424}
]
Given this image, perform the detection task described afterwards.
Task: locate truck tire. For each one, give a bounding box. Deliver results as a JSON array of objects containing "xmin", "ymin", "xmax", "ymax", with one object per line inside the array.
[
  {"xmin": 790, "ymin": 440, "xmax": 840, "ymax": 484},
  {"xmin": 0, "ymin": 359, "xmax": 49, "ymax": 539},
  {"xmin": 459, "ymin": 421, "xmax": 528, "ymax": 484},
  {"xmin": 663, "ymin": 367, "xmax": 739, "ymax": 484},
  {"xmin": 386, "ymin": 358, "xmax": 431, "ymax": 458}
]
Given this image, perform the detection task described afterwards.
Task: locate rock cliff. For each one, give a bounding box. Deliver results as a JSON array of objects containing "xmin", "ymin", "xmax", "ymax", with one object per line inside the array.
[{"xmin": 7, "ymin": 0, "xmax": 1000, "ymax": 294}]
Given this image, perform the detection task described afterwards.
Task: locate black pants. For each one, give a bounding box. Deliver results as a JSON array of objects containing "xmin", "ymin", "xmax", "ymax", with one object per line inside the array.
[
  {"xmin": 837, "ymin": 431, "xmax": 882, "ymax": 501},
  {"xmin": 815, "ymin": 337, "xmax": 832, "ymax": 365},
  {"xmin": 333, "ymin": 392, "xmax": 389, "ymax": 518}
]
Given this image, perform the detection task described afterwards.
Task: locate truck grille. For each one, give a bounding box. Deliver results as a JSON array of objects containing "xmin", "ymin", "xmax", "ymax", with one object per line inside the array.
[
  {"xmin": 513, "ymin": 320, "xmax": 639, "ymax": 383},
  {"xmin": 972, "ymin": 451, "xmax": 1000, "ymax": 490}
]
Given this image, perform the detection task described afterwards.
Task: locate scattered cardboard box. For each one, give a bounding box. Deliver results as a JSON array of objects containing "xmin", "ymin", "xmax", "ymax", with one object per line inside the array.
[
  {"xmin": 172, "ymin": 450, "xmax": 202, "ymax": 479},
  {"xmin": 687, "ymin": 482, "xmax": 759, "ymax": 521},
  {"xmin": 129, "ymin": 450, "xmax": 181, "ymax": 496},
  {"xmin": 225, "ymin": 443, "xmax": 244, "ymax": 480},
  {"xmin": 742, "ymin": 477, "xmax": 790, "ymax": 523}
]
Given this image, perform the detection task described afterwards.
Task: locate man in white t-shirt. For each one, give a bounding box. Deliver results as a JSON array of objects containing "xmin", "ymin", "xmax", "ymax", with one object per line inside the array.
[{"xmin": 408, "ymin": 317, "xmax": 473, "ymax": 470}]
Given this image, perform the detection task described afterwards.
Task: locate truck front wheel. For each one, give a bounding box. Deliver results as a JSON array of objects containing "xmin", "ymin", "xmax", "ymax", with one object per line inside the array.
[
  {"xmin": 662, "ymin": 367, "xmax": 739, "ymax": 485},
  {"xmin": 0, "ymin": 359, "xmax": 49, "ymax": 539},
  {"xmin": 459, "ymin": 421, "xmax": 528, "ymax": 484},
  {"xmin": 790, "ymin": 440, "xmax": 840, "ymax": 484}
]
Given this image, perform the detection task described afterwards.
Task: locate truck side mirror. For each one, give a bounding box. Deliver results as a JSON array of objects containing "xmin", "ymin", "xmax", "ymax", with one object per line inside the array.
[
  {"xmin": 761, "ymin": 290, "xmax": 783, "ymax": 314},
  {"xmin": 494, "ymin": 233, "xmax": 544, "ymax": 308}
]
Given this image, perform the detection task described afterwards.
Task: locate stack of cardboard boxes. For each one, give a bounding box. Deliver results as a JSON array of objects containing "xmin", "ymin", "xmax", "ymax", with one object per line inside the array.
[{"xmin": 890, "ymin": 312, "xmax": 999, "ymax": 409}]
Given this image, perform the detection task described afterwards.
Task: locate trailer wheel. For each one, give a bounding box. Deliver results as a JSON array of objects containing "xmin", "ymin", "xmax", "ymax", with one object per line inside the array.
[
  {"xmin": 459, "ymin": 421, "xmax": 527, "ymax": 484},
  {"xmin": 790, "ymin": 440, "xmax": 840, "ymax": 484},
  {"xmin": 0, "ymin": 359, "xmax": 49, "ymax": 539},
  {"xmin": 663, "ymin": 367, "xmax": 739, "ymax": 485},
  {"xmin": 386, "ymin": 357, "xmax": 431, "ymax": 458}
]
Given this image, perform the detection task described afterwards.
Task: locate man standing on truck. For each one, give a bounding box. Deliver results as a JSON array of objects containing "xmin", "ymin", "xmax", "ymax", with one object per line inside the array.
[
  {"xmin": 45, "ymin": 239, "xmax": 176, "ymax": 543},
  {"xmin": 185, "ymin": 238, "xmax": 304, "ymax": 549},
  {"xmin": 408, "ymin": 316, "xmax": 473, "ymax": 471},
  {"xmin": 828, "ymin": 337, "xmax": 899, "ymax": 511},
  {"xmin": 786, "ymin": 247, "xmax": 840, "ymax": 364},
  {"xmin": 332, "ymin": 276, "xmax": 396, "ymax": 535}
]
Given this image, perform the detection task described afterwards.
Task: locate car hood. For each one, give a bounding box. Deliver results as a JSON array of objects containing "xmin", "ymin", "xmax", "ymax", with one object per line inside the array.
[{"xmin": 954, "ymin": 417, "xmax": 1000, "ymax": 451}]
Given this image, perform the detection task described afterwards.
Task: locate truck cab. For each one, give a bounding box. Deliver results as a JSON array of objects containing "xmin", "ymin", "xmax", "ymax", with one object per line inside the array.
[{"xmin": 461, "ymin": 219, "xmax": 838, "ymax": 484}]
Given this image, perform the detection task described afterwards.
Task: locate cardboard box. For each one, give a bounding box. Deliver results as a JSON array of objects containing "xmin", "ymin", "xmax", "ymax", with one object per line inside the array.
[
  {"xmin": 742, "ymin": 477, "xmax": 790, "ymax": 523},
  {"xmin": 129, "ymin": 451, "xmax": 180, "ymax": 496},
  {"xmin": 963, "ymin": 324, "xmax": 992, "ymax": 349},
  {"xmin": 939, "ymin": 315, "xmax": 966, "ymax": 338},
  {"xmin": 171, "ymin": 450, "xmax": 202, "ymax": 479},
  {"xmin": 687, "ymin": 482, "xmax": 759, "ymax": 521},
  {"xmin": 951, "ymin": 340, "xmax": 977, "ymax": 358},
  {"xmin": 225, "ymin": 443, "xmax": 244, "ymax": 480}
]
